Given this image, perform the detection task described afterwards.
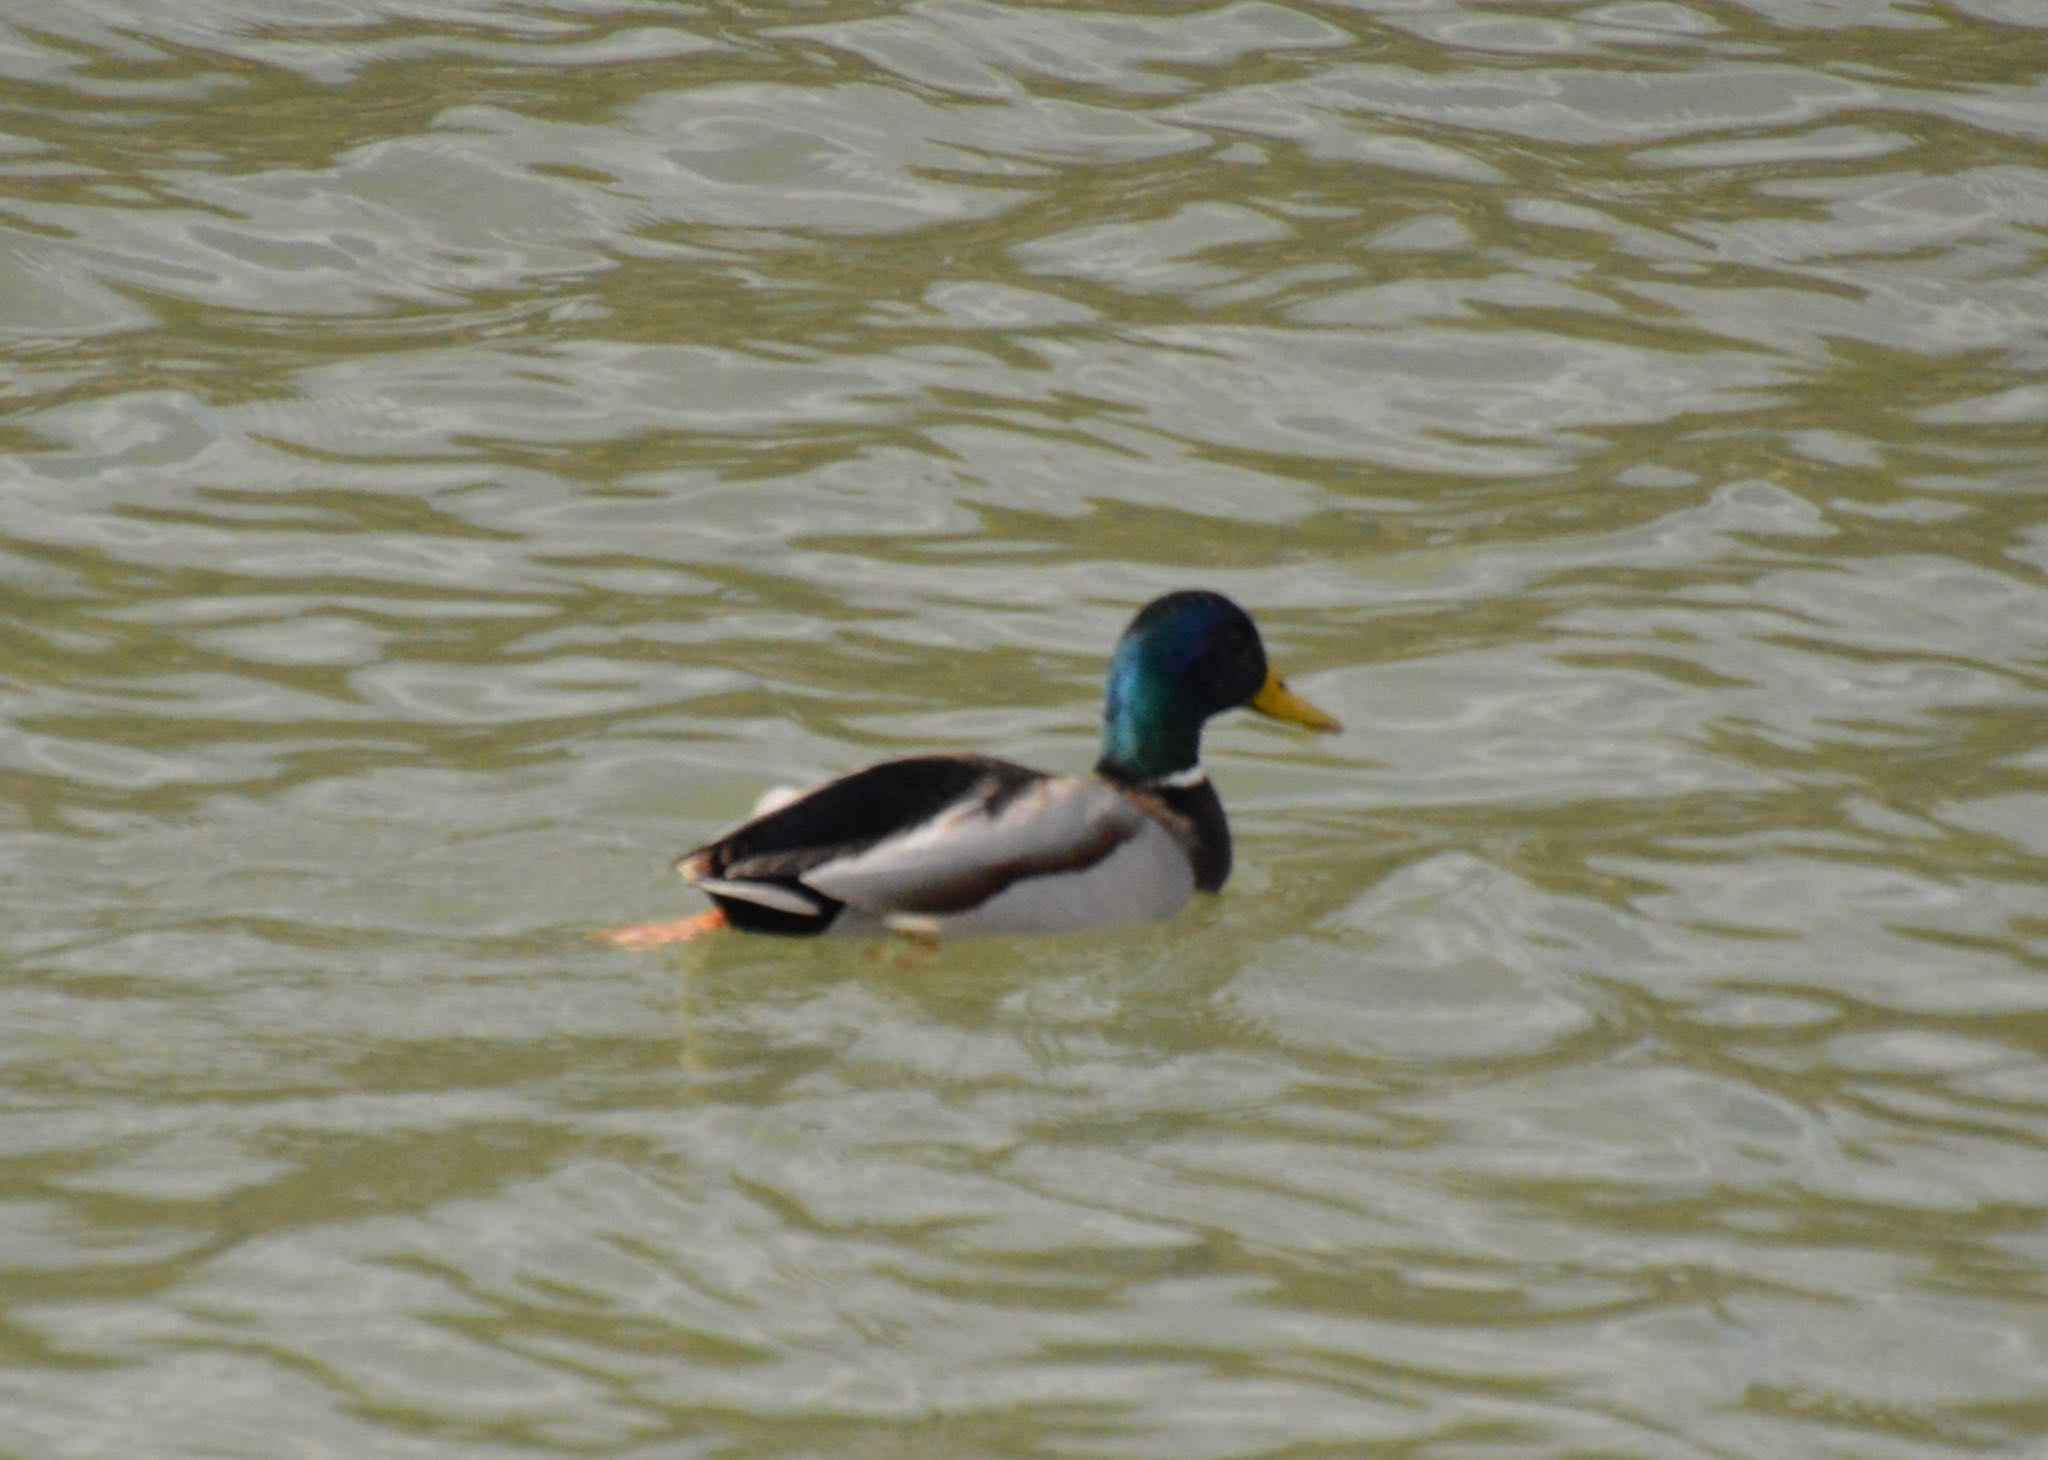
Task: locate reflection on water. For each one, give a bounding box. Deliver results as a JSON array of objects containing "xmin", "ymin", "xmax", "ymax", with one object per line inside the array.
[{"xmin": 4, "ymin": 2, "xmax": 2046, "ymax": 1456}]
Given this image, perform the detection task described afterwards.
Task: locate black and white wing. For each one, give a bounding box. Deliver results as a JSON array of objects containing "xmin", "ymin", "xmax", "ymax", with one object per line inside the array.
[{"xmin": 678, "ymin": 753, "xmax": 1195, "ymax": 938}]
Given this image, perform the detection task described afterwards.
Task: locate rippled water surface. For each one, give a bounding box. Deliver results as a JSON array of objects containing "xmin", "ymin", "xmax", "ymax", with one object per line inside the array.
[{"xmin": 5, "ymin": 2, "xmax": 2047, "ymax": 1456}]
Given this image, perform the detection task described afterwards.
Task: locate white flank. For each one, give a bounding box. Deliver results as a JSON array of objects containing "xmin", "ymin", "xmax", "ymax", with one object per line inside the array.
[
  {"xmin": 807, "ymin": 777, "xmax": 1140, "ymax": 911},
  {"xmin": 925, "ymin": 819, "xmax": 1195, "ymax": 937}
]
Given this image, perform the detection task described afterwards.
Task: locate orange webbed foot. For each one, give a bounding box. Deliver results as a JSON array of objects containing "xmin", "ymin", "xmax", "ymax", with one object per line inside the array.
[{"xmin": 592, "ymin": 908, "xmax": 728, "ymax": 950}]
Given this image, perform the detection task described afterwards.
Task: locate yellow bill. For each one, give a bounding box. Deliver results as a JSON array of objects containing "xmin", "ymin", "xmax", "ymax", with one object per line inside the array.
[{"xmin": 1251, "ymin": 671, "xmax": 1341, "ymax": 732}]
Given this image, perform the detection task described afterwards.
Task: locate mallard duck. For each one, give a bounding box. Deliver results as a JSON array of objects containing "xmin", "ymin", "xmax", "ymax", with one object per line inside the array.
[{"xmin": 599, "ymin": 590, "xmax": 1338, "ymax": 948}]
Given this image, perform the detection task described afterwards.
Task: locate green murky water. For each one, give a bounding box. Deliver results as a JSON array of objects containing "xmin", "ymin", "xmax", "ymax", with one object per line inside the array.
[{"xmin": 4, "ymin": 3, "xmax": 2046, "ymax": 1456}]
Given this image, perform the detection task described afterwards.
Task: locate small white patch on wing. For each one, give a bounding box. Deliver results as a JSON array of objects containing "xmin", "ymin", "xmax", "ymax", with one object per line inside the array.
[{"xmin": 750, "ymin": 785, "xmax": 803, "ymax": 817}]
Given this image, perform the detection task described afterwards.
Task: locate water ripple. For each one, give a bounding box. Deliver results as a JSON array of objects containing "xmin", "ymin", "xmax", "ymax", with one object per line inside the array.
[{"xmin": 5, "ymin": 2, "xmax": 2047, "ymax": 1457}]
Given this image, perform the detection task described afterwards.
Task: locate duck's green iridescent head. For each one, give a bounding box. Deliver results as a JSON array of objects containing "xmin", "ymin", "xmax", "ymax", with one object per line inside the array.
[{"xmin": 1096, "ymin": 590, "xmax": 1340, "ymax": 783}]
